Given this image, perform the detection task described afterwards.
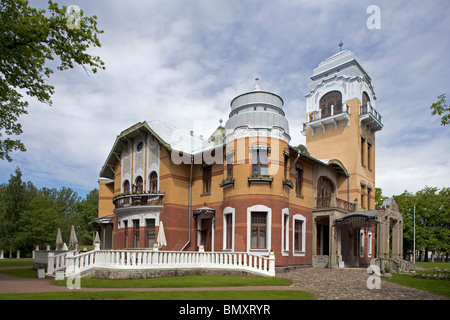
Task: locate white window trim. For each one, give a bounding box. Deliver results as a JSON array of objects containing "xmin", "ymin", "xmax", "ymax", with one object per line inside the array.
[
  {"xmin": 247, "ymin": 205, "xmax": 272, "ymax": 255},
  {"xmin": 281, "ymin": 208, "xmax": 289, "ymax": 256},
  {"xmin": 222, "ymin": 207, "xmax": 235, "ymax": 251},
  {"xmin": 293, "ymin": 214, "xmax": 306, "ymax": 256},
  {"xmin": 360, "ymin": 229, "xmax": 365, "ymax": 258},
  {"xmin": 368, "ymin": 231, "xmax": 373, "ymax": 258}
]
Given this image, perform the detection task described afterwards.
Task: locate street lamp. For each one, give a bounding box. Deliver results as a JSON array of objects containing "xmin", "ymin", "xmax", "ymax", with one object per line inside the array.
[{"xmin": 413, "ymin": 204, "xmax": 416, "ymax": 264}]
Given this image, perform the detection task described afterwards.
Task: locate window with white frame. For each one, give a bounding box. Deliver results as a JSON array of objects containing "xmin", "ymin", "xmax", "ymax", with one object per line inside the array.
[
  {"xmin": 247, "ymin": 205, "xmax": 271, "ymax": 253},
  {"xmin": 293, "ymin": 214, "xmax": 306, "ymax": 256},
  {"xmin": 360, "ymin": 230, "xmax": 365, "ymax": 257},
  {"xmin": 282, "ymin": 209, "xmax": 289, "ymax": 255},
  {"xmin": 368, "ymin": 231, "xmax": 372, "ymax": 258},
  {"xmin": 223, "ymin": 207, "xmax": 235, "ymax": 251}
]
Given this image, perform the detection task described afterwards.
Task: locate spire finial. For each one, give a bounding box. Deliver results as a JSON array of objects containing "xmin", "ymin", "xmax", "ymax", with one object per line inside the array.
[
  {"xmin": 339, "ymin": 40, "xmax": 343, "ymax": 52},
  {"xmin": 254, "ymin": 77, "xmax": 261, "ymax": 91}
]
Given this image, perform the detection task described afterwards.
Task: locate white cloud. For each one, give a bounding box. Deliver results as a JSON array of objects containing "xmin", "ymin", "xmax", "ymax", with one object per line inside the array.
[{"xmin": 1, "ymin": 0, "xmax": 449, "ymax": 199}]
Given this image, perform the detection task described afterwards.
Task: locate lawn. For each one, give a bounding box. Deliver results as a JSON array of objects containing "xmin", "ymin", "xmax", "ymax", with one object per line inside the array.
[
  {"xmin": 0, "ymin": 290, "xmax": 315, "ymax": 300},
  {"xmin": 52, "ymin": 274, "xmax": 293, "ymax": 288},
  {"xmin": 384, "ymin": 262, "xmax": 450, "ymax": 298}
]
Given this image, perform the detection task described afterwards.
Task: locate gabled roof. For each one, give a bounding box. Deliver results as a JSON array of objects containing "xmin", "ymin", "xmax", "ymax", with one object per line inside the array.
[{"xmin": 99, "ymin": 120, "xmax": 214, "ymax": 179}]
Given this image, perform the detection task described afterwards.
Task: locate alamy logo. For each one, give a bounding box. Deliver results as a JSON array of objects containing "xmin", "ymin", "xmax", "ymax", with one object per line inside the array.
[
  {"xmin": 366, "ymin": 265, "xmax": 381, "ymax": 289},
  {"xmin": 366, "ymin": 5, "xmax": 381, "ymax": 30},
  {"xmin": 66, "ymin": 5, "xmax": 81, "ymax": 30}
]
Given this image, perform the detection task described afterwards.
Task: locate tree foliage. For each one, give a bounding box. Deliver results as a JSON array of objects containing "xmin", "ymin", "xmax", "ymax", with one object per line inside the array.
[
  {"xmin": 395, "ymin": 186, "xmax": 450, "ymax": 260},
  {"xmin": 430, "ymin": 93, "xmax": 449, "ymax": 126},
  {"xmin": 0, "ymin": 167, "xmax": 98, "ymax": 255},
  {"xmin": 0, "ymin": 0, "xmax": 105, "ymax": 161}
]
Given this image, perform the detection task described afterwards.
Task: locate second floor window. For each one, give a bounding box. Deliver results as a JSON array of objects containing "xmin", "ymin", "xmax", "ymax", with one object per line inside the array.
[
  {"xmin": 320, "ymin": 91, "xmax": 342, "ymax": 118},
  {"xmin": 149, "ymin": 171, "xmax": 158, "ymax": 193},
  {"xmin": 134, "ymin": 176, "xmax": 143, "ymax": 193},
  {"xmin": 251, "ymin": 148, "xmax": 268, "ymax": 176},
  {"xmin": 203, "ymin": 165, "xmax": 212, "ymax": 194}
]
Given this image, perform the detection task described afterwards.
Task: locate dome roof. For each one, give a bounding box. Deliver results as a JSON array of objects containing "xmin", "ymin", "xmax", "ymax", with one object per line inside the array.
[{"xmin": 225, "ymin": 81, "xmax": 290, "ymax": 139}]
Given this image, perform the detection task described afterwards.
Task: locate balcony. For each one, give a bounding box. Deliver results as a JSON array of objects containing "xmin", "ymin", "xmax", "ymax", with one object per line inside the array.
[
  {"xmin": 314, "ymin": 196, "xmax": 355, "ymax": 212},
  {"xmin": 113, "ymin": 193, "xmax": 164, "ymax": 209},
  {"xmin": 305, "ymin": 103, "xmax": 350, "ymax": 136},
  {"xmin": 359, "ymin": 103, "xmax": 383, "ymax": 132}
]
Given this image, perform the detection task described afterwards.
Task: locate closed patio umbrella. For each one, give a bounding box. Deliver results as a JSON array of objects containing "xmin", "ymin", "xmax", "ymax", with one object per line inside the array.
[
  {"xmin": 157, "ymin": 221, "xmax": 167, "ymax": 249},
  {"xmin": 55, "ymin": 228, "xmax": 63, "ymax": 250},
  {"xmin": 69, "ymin": 225, "xmax": 78, "ymax": 250}
]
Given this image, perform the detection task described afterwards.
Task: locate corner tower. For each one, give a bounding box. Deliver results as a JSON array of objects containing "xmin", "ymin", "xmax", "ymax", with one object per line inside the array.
[{"xmin": 302, "ymin": 50, "xmax": 383, "ymax": 211}]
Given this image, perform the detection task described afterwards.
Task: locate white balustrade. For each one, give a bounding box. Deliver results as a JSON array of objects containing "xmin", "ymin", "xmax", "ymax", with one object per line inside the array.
[{"xmin": 64, "ymin": 249, "xmax": 275, "ymax": 278}]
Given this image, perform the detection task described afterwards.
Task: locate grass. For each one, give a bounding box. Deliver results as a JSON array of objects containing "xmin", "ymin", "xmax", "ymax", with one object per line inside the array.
[
  {"xmin": 383, "ymin": 261, "xmax": 450, "ymax": 298},
  {"xmin": 0, "ymin": 268, "xmax": 37, "ymax": 278},
  {"xmin": 0, "ymin": 258, "xmax": 34, "ymax": 267},
  {"xmin": 52, "ymin": 274, "xmax": 292, "ymax": 288},
  {"xmin": 0, "ymin": 290, "xmax": 315, "ymax": 300}
]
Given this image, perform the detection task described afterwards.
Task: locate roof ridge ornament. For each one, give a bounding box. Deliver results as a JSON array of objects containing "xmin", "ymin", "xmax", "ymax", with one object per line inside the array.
[
  {"xmin": 253, "ymin": 77, "xmax": 261, "ymax": 91},
  {"xmin": 339, "ymin": 40, "xmax": 343, "ymax": 52}
]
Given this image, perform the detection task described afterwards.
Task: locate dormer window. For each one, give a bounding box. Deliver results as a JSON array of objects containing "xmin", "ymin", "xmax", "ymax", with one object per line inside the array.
[{"xmin": 320, "ymin": 91, "xmax": 342, "ymax": 118}]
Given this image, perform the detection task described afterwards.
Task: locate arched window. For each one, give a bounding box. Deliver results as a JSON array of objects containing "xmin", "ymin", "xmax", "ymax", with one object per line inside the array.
[
  {"xmin": 149, "ymin": 171, "xmax": 158, "ymax": 193},
  {"xmin": 361, "ymin": 92, "xmax": 370, "ymax": 113},
  {"xmin": 362, "ymin": 92, "xmax": 370, "ymax": 107},
  {"xmin": 123, "ymin": 180, "xmax": 130, "ymax": 194},
  {"xmin": 319, "ymin": 91, "xmax": 342, "ymax": 118},
  {"xmin": 123, "ymin": 180, "xmax": 130, "ymax": 204},
  {"xmin": 317, "ymin": 176, "xmax": 335, "ymax": 208},
  {"xmin": 134, "ymin": 176, "xmax": 143, "ymax": 193}
]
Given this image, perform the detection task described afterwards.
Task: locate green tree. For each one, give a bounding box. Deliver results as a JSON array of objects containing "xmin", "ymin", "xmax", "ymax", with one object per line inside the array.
[
  {"xmin": 0, "ymin": 0, "xmax": 105, "ymax": 161},
  {"xmin": 375, "ymin": 187, "xmax": 388, "ymax": 209},
  {"xmin": 0, "ymin": 167, "xmax": 28, "ymax": 256},
  {"xmin": 430, "ymin": 93, "xmax": 449, "ymax": 126},
  {"xmin": 75, "ymin": 188, "xmax": 98, "ymax": 245},
  {"xmin": 395, "ymin": 186, "xmax": 450, "ymax": 261}
]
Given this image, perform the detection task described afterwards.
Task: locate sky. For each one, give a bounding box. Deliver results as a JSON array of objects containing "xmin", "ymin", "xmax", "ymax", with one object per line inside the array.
[{"xmin": 1, "ymin": 0, "xmax": 449, "ymax": 199}]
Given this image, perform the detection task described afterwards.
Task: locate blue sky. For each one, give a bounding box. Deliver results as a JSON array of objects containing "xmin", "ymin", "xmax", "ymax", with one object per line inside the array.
[{"xmin": 1, "ymin": 0, "xmax": 449, "ymax": 199}]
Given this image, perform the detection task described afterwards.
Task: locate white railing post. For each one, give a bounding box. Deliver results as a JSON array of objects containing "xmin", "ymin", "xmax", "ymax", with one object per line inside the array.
[
  {"xmin": 47, "ymin": 253, "xmax": 55, "ymax": 275},
  {"xmin": 268, "ymin": 251, "xmax": 275, "ymax": 276}
]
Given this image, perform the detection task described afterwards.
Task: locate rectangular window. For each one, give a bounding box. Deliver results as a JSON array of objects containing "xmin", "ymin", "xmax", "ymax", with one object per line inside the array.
[
  {"xmin": 251, "ymin": 212, "xmax": 267, "ymax": 249},
  {"xmin": 295, "ymin": 166, "xmax": 303, "ymax": 196},
  {"xmin": 252, "ymin": 148, "xmax": 268, "ymax": 176},
  {"xmin": 361, "ymin": 137, "xmax": 365, "ymax": 166},
  {"xmin": 294, "ymin": 220, "xmax": 303, "ymax": 252},
  {"xmin": 146, "ymin": 219, "xmax": 155, "ymax": 248},
  {"xmin": 284, "ymin": 153, "xmax": 289, "ymax": 180},
  {"xmin": 203, "ymin": 165, "xmax": 212, "ymax": 194},
  {"xmin": 367, "ymin": 188, "xmax": 372, "ymax": 210},
  {"xmin": 368, "ymin": 232, "xmax": 373, "ymax": 258},
  {"xmin": 225, "ymin": 214, "xmax": 233, "ymax": 250},
  {"xmin": 226, "ymin": 152, "xmax": 234, "ymax": 178},
  {"xmin": 283, "ymin": 212, "xmax": 289, "ymax": 252},
  {"xmin": 123, "ymin": 220, "xmax": 128, "ymax": 248},
  {"xmin": 367, "ymin": 141, "xmax": 372, "ymax": 170},
  {"xmin": 361, "ymin": 186, "xmax": 365, "ymax": 209},
  {"xmin": 360, "ymin": 230, "xmax": 365, "ymax": 257},
  {"xmin": 133, "ymin": 219, "xmax": 140, "ymax": 248}
]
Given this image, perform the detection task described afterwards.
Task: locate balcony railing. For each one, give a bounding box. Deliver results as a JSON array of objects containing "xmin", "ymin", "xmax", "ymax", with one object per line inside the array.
[
  {"xmin": 314, "ymin": 196, "xmax": 355, "ymax": 212},
  {"xmin": 360, "ymin": 103, "xmax": 382, "ymax": 123},
  {"xmin": 305, "ymin": 103, "xmax": 350, "ymax": 136},
  {"xmin": 113, "ymin": 193, "xmax": 164, "ymax": 208}
]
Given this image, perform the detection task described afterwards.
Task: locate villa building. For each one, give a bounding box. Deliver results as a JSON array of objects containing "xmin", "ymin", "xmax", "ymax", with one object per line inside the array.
[{"xmin": 95, "ymin": 50, "xmax": 404, "ymax": 269}]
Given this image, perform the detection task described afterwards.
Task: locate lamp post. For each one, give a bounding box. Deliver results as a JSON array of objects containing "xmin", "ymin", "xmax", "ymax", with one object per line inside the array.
[{"xmin": 413, "ymin": 204, "xmax": 416, "ymax": 264}]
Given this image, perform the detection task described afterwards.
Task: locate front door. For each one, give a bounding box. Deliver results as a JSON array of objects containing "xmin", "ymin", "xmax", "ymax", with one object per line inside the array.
[{"xmin": 200, "ymin": 218, "xmax": 212, "ymax": 251}]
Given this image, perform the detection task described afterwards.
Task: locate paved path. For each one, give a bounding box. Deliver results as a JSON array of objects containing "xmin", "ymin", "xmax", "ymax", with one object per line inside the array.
[
  {"xmin": 0, "ymin": 266, "xmax": 448, "ymax": 300},
  {"xmin": 278, "ymin": 267, "xmax": 449, "ymax": 300}
]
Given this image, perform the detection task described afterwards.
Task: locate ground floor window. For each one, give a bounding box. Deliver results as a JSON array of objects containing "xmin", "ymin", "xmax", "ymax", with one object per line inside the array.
[
  {"xmin": 247, "ymin": 205, "xmax": 272, "ymax": 253},
  {"xmin": 293, "ymin": 214, "xmax": 306, "ymax": 255},
  {"xmin": 146, "ymin": 219, "xmax": 155, "ymax": 247},
  {"xmin": 133, "ymin": 219, "xmax": 140, "ymax": 248},
  {"xmin": 251, "ymin": 212, "xmax": 267, "ymax": 249}
]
